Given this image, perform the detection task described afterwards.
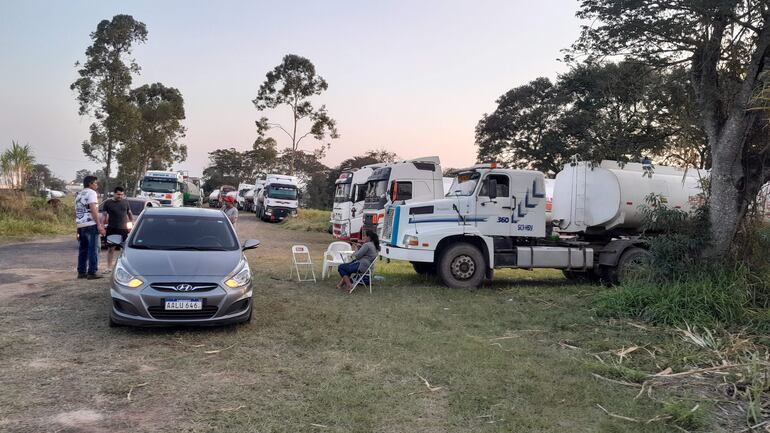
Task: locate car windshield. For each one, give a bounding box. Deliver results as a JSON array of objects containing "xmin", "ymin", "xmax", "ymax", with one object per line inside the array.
[
  {"xmin": 334, "ymin": 183, "xmax": 352, "ymax": 203},
  {"xmin": 268, "ymin": 185, "xmax": 297, "ymax": 200},
  {"xmin": 141, "ymin": 178, "xmax": 177, "ymax": 193},
  {"xmin": 447, "ymin": 171, "xmax": 481, "ymax": 196},
  {"xmin": 366, "ymin": 179, "xmax": 388, "ymax": 199},
  {"xmin": 129, "ymin": 215, "xmax": 238, "ymax": 250}
]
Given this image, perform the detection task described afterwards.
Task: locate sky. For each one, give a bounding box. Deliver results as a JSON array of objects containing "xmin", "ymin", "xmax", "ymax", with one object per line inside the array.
[{"xmin": 0, "ymin": 0, "xmax": 582, "ymax": 181}]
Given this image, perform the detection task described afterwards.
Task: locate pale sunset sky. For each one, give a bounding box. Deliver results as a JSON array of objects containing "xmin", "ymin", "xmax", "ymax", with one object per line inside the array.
[{"xmin": 0, "ymin": 0, "xmax": 582, "ymax": 181}]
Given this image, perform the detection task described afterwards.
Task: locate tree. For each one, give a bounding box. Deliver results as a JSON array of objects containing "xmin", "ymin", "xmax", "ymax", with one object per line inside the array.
[
  {"xmin": 71, "ymin": 15, "xmax": 148, "ymax": 194},
  {"xmin": 202, "ymin": 148, "xmax": 257, "ymax": 192},
  {"xmin": 253, "ymin": 54, "xmax": 339, "ymax": 174},
  {"xmin": 569, "ymin": 1, "xmax": 770, "ymax": 256},
  {"xmin": 0, "ymin": 141, "xmax": 35, "ymax": 190},
  {"xmin": 26, "ymin": 164, "xmax": 66, "ymax": 192},
  {"xmin": 116, "ymin": 82, "xmax": 187, "ymax": 194},
  {"xmin": 476, "ymin": 61, "xmax": 707, "ymax": 177}
]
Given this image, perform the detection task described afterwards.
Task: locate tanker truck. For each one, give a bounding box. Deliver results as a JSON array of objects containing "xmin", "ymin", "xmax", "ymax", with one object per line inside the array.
[
  {"xmin": 138, "ymin": 170, "xmax": 202, "ymax": 207},
  {"xmin": 379, "ymin": 160, "xmax": 705, "ymax": 288}
]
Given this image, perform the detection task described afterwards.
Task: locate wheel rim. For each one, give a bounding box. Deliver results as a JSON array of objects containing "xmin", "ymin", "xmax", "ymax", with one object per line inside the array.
[{"xmin": 450, "ymin": 255, "xmax": 476, "ymax": 280}]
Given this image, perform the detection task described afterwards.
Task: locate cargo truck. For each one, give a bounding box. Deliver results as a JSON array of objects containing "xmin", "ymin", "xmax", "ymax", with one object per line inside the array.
[
  {"xmin": 256, "ymin": 174, "xmax": 299, "ymax": 222},
  {"xmin": 380, "ymin": 160, "xmax": 705, "ymax": 288},
  {"xmin": 361, "ymin": 157, "xmax": 446, "ymax": 236},
  {"xmin": 331, "ymin": 164, "xmax": 385, "ymax": 242},
  {"xmin": 138, "ymin": 170, "xmax": 202, "ymax": 207}
]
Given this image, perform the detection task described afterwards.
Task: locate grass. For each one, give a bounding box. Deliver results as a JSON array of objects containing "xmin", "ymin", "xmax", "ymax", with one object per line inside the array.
[
  {"xmin": 280, "ymin": 208, "xmax": 331, "ymax": 232},
  {"xmin": 0, "ymin": 192, "xmax": 74, "ymax": 241},
  {"xmin": 1, "ymin": 219, "xmax": 767, "ymax": 432}
]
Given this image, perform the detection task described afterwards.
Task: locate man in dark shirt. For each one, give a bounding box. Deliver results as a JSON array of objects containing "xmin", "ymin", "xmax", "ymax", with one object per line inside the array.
[{"xmin": 101, "ymin": 186, "xmax": 134, "ymax": 273}]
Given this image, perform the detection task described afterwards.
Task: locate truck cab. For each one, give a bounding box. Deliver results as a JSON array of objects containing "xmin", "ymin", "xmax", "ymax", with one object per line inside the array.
[
  {"xmin": 256, "ymin": 175, "xmax": 299, "ymax": 222},
  {"xmin": 331, "ymin": 164, "xmax": 383, "ymax": 242},
  {"xmin": 139, "ymin": 171, "xmax": 185, "ymax": 207},
  {"xmin": 361, "ymin": 157, "xmax": 445, "ymax": 236},
  {"xmin": 236, "ymin": 183, "xmax": 255, "ymax": 211}
]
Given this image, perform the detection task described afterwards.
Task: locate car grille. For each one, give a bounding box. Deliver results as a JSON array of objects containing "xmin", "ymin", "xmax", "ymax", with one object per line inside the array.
[
  {"xmin": 147, "ymin": 306, "xmax": 218, "ymax": 320},
  {"xmin": 150, "ymin": 283, "xmax": 219, "ymax": 292}
]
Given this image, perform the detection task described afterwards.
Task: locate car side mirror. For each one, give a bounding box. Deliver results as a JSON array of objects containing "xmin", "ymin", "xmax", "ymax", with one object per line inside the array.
[
  {"xmin": 242, "ymin": 239, "xmax": 260, "ymax": 251},
  {"xmin": 106, "ymin": 234, "xmax": 124, "ymax": 246},
  {"xmin": 487, "ymin": 179, "xmax": 498, "ymax": 199}
]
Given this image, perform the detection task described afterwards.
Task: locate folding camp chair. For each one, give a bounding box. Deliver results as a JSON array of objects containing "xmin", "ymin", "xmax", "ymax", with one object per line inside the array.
[
  {"xmin": 348, "ymin": 260, "xmax": 376, "ymax": 294},
  {"xmin": 321, "ymin": 241, "xmax": 353, "ymax": 279},
  {"xmin": 290, "ymin": 245, "xmax": 317, "ymax": 282}
]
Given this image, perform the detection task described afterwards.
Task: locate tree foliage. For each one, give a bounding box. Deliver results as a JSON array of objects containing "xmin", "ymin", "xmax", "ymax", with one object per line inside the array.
[
  {"xmin": 476, "ymin": 61, "xmax": 707, "ymax": 176},
  {"xmin": 569, "ymin": 0, "xmax": 770, "ymax": 256},
  {"xmin": 253, "ymin": 54, "xmax": 339, "ymax": 174},
  {"xmin": 71, "ymin": 15, "xmax": 148, "ymax": 192},
  {"xmin": 1, "ymin": 141, "xmax": 35, "ymax": 190},
  {"xmin": 116, "ymin": 83, "xmax": 187, "ymax": 194},
  {"xmin": 26, "ymin": 164, "xmax": 67, "ymax": 193}
]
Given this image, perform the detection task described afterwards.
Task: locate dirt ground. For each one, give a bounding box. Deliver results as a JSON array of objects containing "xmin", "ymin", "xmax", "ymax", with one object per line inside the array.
[{"xmin": 0, "ymin": 212, "xmax": 735, "ymax": 432}]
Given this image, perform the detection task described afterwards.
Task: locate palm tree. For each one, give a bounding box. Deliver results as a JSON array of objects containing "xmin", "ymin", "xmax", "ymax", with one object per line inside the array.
[{"xmin": 0, "ymin": 141, "xmax": 35, "ymax": 190}]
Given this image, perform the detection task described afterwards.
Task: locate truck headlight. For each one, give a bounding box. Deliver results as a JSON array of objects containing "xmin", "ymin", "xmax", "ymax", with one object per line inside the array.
[{"xmin": 403, "ymin": 234, "xmax": 419, "ymax": 247}]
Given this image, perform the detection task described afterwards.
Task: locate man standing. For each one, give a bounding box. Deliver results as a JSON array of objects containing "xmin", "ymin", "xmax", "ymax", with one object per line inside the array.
[
  {"xmin": 75, "ymin": 176, "xmax": 106, "ymax": 279},
  {"xmin": 101, "ymin": 186, "xmax": 134, "ymax": 273},
  {"xmin": 222, "ymin": 196, "xmax": 238, "ymax": 226}
]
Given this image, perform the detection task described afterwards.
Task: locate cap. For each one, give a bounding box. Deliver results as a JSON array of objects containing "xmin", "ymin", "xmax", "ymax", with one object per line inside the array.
[{"xmin": 223, "ymin": 196, "xmax": 236, "ymax": 203}]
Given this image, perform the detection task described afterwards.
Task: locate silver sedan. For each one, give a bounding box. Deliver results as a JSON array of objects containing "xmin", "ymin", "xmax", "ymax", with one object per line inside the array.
[{"xmin": 107, "ymin": 207, "xmax": 259, "ymax": 327}]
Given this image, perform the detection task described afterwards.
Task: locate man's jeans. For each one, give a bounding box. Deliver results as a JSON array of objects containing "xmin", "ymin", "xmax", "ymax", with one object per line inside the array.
[{"xmin": 77, "ymin": 225, "xmax": 99, "ymax": 275}]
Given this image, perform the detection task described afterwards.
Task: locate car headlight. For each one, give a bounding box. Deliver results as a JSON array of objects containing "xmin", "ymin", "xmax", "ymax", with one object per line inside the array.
[
  {"xmin": 225, "ymin": 260, "xmax": 251, "ymax": 288},
  {"xmin": 403, "ymin": 234, "xmax": 419, "ymax": 247},
  {"xmin": 114, "ymin": 261, "xmax": 143, "ymax": 288}
]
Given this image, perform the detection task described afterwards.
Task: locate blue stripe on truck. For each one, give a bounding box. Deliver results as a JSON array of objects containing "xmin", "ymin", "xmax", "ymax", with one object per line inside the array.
[{"xmin": 391, "ymin": 206, "xmax": 401, "ymax": 246}]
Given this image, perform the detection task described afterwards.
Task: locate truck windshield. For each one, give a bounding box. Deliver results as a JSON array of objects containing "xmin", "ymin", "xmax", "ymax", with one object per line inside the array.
[
  {"xmin": 366, "ymin": 179, "xmax": 388, "ymax": 199},
  {"xmin": 446, "ymin": 171, "xmax": 480, "ymax": 196},
  {"xmin": 334, "ymin": 183, "xmax": 352, "ymax": 203},
  {"xmin": 268, "ymin": 185, "xmax": 297, "ymax": 200},
  {"xmin": 141, "ymin": 178, "xmax": 178, "ymax": 193}
]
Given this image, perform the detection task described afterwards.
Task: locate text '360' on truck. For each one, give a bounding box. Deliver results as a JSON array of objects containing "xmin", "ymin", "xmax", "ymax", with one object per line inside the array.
[
  {"xmin": 139, "ymin": 170, "xmax": 202, "ymax": 207},
  {"xmin": 255, "ymin": 174, "xmax": 299, "ymax": 222},
  {"xmin": 380, "ymin": 160, "xmax": 706, "ymax": 288},
  {"xmin": 331, "ymin": 163, "xmax": 385, "ymax": 242},
  {"xmin": 361, "ymin": 156, "xmax": 449, "ymax": 236}
]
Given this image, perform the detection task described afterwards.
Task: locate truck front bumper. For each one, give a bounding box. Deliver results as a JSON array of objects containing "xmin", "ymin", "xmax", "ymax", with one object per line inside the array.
[{"xmin": 381, "ymin": 245, "xmax": 434, "ymax": 263}]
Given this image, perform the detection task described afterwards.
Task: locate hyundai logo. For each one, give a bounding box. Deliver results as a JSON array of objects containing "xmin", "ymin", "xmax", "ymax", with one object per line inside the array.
[{"xmin": 174, "ymin": 284, "xmax": 195, "ymax": 292}]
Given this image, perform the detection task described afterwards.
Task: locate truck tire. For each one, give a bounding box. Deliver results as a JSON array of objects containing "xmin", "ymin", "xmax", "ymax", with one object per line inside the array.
[
  {"xmin": 411, "ymin": 261, "xmax": 436, "ymax": 275},
  {"xmin": 602, "ymin": 247, "xmax": 649, "ymax": 285},
  {"xmin": 438, "ymin": 243, "xmax": 485, "ymax": 288}
]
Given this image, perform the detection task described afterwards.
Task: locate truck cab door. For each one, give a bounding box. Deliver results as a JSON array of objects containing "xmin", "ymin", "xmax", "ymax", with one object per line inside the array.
[{"xmin": 475, "ymin": 173, "xmax": 512, "ymax": 236}]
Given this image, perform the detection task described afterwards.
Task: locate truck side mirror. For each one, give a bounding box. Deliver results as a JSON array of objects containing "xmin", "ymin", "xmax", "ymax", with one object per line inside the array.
[{"xmin": 487, "ymin": 179, "xmax": 498, "ymax": 199}]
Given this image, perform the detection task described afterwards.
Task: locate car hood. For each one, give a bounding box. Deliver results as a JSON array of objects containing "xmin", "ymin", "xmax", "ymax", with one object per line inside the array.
[{"xmin": 122, "ymin": 248, "xmax": 243, "ymax": 277}]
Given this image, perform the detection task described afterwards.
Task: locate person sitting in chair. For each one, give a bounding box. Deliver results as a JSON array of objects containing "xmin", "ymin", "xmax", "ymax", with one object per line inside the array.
[{"xmin": 337, "ymin": 230, "xmax": 379, "ymax": 293}]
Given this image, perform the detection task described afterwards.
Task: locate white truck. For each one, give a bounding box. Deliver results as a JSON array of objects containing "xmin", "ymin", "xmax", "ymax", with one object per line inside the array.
[
  {"xmin": 331, "ymin": 164, "xmax": 384, "ymax": 242},
  {"xmin": 139, "ymin": 170, "xmax": 202, "ymax": 207},
  {"xmin": 255, "ymin": 174, "xmax": 299, "ymax": 222},
  {"xmin": 361, "ymin": 156, "xmax": 446, "ymax": 236},
  {"xmin": 236, "ymin": 183, "xmax": 255, "ymax": 211},
  {"xmin": 380, "ymin": 160, "xmax": 705, "ymax": 288}
]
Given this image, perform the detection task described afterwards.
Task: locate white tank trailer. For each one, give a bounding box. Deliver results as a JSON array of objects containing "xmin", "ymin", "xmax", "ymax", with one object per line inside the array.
[{"xmin": 553, "ymin": 161, "xmax": 705, "ymax": 235}]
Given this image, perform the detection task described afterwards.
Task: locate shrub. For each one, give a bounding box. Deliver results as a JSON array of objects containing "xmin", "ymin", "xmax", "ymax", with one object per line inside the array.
[{"xmin": 0, "ymin": 193, "xmax": 74, "ymax": 239}]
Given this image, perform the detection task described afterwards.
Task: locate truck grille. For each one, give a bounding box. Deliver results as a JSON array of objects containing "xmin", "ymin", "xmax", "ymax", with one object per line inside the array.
[{"xmin": 382, "ymin": 208, "xmax": 395, "ymax": 241}]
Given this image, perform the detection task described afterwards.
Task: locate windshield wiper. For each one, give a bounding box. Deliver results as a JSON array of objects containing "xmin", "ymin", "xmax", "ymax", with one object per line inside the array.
[{"xmin": 129, "ymin": 244, "xmax": 156, "ymax": 249}]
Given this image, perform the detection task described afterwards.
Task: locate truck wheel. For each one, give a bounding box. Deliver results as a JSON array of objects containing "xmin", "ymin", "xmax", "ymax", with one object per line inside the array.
[
  {"xmin": 438, "ymin": 243, "xmax": 485, "ymax": 288},
  {"xmin": 411, "ymin": 261, "xmax": 436, "ymax": 275},
  {"xmin": 602, "ymin": 247, "xmax": 649, "ymax": 285}
]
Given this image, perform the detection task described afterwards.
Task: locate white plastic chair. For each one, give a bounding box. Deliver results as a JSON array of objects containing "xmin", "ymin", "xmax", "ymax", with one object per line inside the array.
[
  {"xmin": 321, "ymin": 241, "xmax": 353, "ymax": 279},
  {"xmin": 290, "ymin": 245, "xmax": 317, "ymax": 282},
  {"xmin": 349, "ymin": 260, "xmax": 376, "ymax": 294}
]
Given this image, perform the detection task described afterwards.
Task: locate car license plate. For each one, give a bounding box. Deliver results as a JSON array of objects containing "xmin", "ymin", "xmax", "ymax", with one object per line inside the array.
[{"xmin": 164, "ymin": 298, "xmax": 202, "ymax": 310}]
